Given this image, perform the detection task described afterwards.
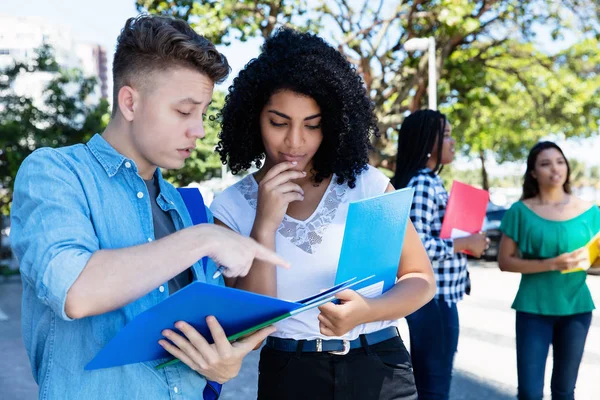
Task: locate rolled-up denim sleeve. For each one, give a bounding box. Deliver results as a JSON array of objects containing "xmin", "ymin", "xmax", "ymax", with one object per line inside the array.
[{"xmin": 10, "ymin": 148, "xmax": 99, "ymax": 321}]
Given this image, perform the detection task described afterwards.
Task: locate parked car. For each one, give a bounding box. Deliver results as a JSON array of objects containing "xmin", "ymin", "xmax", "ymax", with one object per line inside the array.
[{"xmin": 482, "ymin": 204, "xmax": 508, "ymax": 261}]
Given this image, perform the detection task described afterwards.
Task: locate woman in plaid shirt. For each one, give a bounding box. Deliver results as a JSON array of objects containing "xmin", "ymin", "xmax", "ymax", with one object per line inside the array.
[{"xmin": 393, "ymin": 110, "xmax": 488, "ymax": 400}]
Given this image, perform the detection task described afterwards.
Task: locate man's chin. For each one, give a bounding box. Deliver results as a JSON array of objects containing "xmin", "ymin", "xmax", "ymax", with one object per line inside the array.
[{"xmin": 157, "ymin": 160, "xmax": 186, "ymax": 171}]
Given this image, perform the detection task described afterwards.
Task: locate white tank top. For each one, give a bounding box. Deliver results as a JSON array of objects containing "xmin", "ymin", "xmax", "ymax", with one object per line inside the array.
[{"xmin": 210, "ymin": 165, "xmax": 397, "ymax": 340}]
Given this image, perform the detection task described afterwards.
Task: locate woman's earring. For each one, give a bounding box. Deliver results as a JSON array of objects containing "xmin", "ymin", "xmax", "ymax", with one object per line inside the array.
[{"xmin": 427, "ymin": 153, "xmax": 431, "ymax": 158}]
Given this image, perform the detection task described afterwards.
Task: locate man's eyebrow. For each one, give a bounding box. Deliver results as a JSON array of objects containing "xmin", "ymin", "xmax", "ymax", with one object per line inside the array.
[{"xmin": 179, "ymin": 97, "xmax": 204, "ymax": 105}]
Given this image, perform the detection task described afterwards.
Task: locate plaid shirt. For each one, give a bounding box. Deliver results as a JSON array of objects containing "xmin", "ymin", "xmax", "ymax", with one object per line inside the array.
[{"xmin": 407, "ymin": 169, "xmax": 470, "ymax": 303}]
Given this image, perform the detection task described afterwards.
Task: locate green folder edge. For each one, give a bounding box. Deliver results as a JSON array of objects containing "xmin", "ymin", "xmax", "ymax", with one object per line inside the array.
[
  {"xmin": 154, "ymin": 274, "xmax": 375, "ymax": 370},
  {"xmin": 155, "ymin": 311, "xmax": 293, "ymax": 370}
]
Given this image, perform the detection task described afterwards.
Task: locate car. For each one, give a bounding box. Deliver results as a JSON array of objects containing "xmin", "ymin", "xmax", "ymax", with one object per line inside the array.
[{"xmin": 482, "ymin": 205, "xmax": 508, "ymax": 261}]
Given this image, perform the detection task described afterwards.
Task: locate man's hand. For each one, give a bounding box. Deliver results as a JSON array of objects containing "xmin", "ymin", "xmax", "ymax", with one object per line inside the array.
[
  {"xmin": 159, "ymin": 317, "xmax": 275, "ymax": 384},
  {"xmin": 201, "ymin": 224, "xmax": 290, "ymax": 278},
  {"xmin": 317, "ymin": 290, "xmax": 373, "ymax": 337}
]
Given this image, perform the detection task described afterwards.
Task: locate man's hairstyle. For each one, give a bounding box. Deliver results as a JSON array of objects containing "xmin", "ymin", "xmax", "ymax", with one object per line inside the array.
[
  {"xmin": 216, "ymin": 27, "xmax": 379, "ymax": 189},
  {"xmin": 111, "ymin": 14, "xmax": 230, "ymax": 115}
]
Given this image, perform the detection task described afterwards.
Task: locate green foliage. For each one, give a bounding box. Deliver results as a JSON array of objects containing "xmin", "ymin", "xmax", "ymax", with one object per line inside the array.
[
  {"xmin": 137, "ymin": 0, "xmax": 600, "ymax": 182},
  {"xmin": 0, "ymin": 44, "xmax": 110, "ymax": 215},
  {"xmin": 445, "ymin": 38, "xmax": 600, "ymax": 167},
  {"xmin": 136, "ymin": 0, "xmax": 320, "ymax": 44}
]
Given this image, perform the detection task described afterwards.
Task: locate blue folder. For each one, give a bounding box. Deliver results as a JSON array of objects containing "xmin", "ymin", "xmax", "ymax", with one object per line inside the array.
[
  {"xmin": 85, "ymin": 187, "xmax": 414, "ymax": 370},
  {"xmin": 335, "ymin": 187, "xmax": 415, "ymax": 293},
  {"xmin": 85, "ymin": 277, "xmax": 368, "ymax": 370}
]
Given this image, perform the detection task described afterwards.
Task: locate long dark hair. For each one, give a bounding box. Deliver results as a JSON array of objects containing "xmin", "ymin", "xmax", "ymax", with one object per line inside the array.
[
  {"xmin": 522, "ymin": 141, "xmax": 571, "ymax": 200},
  {"xmin": 393, "ymin": 109, "xmax": 447, "ymax": 188}
]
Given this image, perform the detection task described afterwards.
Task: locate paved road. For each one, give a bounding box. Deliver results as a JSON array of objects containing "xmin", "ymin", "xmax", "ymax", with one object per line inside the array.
[{"xmin": 2, "ymin": 263, "xmax": 599, "ymax": 399}]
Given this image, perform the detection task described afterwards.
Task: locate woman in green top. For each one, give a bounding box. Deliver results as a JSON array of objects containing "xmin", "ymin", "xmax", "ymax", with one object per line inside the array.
[{"xmin": 498, "ymin": 141, "xmax": 598, "ymax": 400}]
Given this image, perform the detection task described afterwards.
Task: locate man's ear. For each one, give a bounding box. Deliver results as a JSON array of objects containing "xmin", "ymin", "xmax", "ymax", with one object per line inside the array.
[{"xmin": 117, "ymin": 86, "xmax": 138, "ymax": 122}]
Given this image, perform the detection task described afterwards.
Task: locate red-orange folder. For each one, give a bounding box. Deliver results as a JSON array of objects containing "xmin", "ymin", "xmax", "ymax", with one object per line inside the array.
[{"xmin": 440, "ymin": 181, "xmax": 489, "ymax": 252}]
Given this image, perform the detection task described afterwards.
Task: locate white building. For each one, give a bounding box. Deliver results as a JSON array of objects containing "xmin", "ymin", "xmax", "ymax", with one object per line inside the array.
[{"xmin": 0, "ymin": 15, "xmax": 108, "ymax": 105}]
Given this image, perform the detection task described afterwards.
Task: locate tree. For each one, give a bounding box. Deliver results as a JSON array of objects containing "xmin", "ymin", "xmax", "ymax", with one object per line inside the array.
[
  {"xmin": 138, "ymin": 0, "xmax": 600, "ymax": 187},
  {"xmin": 0, "ymin": 44, "xmax": 110, "ymax": 216},
  {"xmin": 445, "ymin": 38, "xmax": 600, "ymax": 189}
]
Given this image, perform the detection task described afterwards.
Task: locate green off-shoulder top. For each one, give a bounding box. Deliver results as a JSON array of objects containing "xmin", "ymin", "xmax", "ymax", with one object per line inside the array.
[{"xmin": 499, "ymin": 201, "xmax": 598, "ymax": 316}]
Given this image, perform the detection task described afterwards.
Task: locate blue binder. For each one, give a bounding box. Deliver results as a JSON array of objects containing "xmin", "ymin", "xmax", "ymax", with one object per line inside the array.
[
  {"xmin": 335, "ymin": 187, "xmax": 415, "ymax": 293},
  {"xmin": 85, "ymin": 187, "xmax": 414, "ymax": 372}
]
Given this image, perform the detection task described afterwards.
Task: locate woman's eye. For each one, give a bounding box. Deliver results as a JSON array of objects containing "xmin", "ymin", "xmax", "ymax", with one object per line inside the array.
[
  {"xmin": 306, "ymin": 124, "xmax": 321, "ymax": 130},
  {"xmin": 178, "ymin": 110, "xmax": 191, "ymax": 116},
  {"xmin": 269, "ymin": 120, "xmax": 287, "ymax": 127}
]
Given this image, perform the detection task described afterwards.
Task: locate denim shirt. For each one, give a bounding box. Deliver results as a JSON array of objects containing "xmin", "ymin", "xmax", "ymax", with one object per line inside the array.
[{"xmin": 10, "ymin": 134, "xmax": 223, "ymax": 400}]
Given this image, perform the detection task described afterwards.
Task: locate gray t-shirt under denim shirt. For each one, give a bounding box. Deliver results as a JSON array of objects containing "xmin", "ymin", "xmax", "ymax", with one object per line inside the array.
[{"xmin": 144, "ymin": 177, "xmax": 192, "ymax": 294}]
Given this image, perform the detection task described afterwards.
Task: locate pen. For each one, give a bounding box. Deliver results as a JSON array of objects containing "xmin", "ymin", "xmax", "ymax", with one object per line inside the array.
[{"xmin": 212, "ymin": 266, "xmax": 226, "ymax": 279}]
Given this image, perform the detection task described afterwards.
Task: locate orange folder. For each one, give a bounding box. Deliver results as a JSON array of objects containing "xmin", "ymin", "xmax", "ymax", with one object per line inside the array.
[{"xmin": 440, "ymin": 181, "xmax": 489, "ymax": 254}]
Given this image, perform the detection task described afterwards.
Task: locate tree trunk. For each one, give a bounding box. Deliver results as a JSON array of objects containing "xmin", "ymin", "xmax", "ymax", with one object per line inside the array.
[{"xmin": 479, "ymin": 150, "xmax": 489, "ymax": 191}]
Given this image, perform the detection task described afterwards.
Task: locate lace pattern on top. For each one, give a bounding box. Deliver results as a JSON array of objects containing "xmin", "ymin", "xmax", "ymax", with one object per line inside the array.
[{"xmin": 235, "ymin": 176, "xmax": 347, "ymax": 254}]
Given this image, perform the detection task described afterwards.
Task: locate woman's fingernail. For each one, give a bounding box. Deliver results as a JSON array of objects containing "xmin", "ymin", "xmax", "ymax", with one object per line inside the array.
[
  {"xmin": 292, "ymin": 161, "xmax": 298, "ymax": 165},
  {"xmin": 302, "ymin": 171, "xmax": 307, "ymax": 175}
]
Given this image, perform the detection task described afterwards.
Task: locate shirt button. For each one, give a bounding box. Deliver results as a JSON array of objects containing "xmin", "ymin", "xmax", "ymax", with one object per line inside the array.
[
  {"xmin": 125, "ymin": 161, "xmax": 132, "ymax": 168},
  {"xmin": 137, "ymin": 192, "xmax": 144, "ymax": 199},
  {"xmin": 173, "ymin": 386, "xmax": 179, "ymax": 394},
  {"xmin": 147, "ymin": 238, "xmax": 153, "ymax": 242},
  {"xmin": 159, "ymin": 285, "xmax": 165, "ymax": 293}
]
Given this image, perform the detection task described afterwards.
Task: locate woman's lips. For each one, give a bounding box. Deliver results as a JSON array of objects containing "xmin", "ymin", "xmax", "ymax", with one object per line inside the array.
[{"xmin": 280, "ymin": 153, "xmax": 305, "ymax": 162}]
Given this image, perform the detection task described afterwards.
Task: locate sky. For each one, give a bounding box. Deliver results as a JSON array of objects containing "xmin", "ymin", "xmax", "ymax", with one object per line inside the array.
[{"xmin": 2, "ymin": 0, "xmax": 598, "ymax": 171}]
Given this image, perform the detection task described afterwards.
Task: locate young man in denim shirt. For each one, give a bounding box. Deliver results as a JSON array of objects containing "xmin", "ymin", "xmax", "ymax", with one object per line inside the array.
[{"xmin": 10, "ymin": 15, "xmax": 287, "ymax": 399}]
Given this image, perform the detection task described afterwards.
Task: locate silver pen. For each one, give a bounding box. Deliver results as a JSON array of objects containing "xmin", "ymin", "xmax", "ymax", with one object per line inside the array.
[{"xmin": 212, "ymin": 266, "xmax": 226, "ymax": 279}]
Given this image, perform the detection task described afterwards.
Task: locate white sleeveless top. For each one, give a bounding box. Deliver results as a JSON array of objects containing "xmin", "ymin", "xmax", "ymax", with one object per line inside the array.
[{"xmin": 210, "ymin": 165, "xmax": 397, "ymax": 340}]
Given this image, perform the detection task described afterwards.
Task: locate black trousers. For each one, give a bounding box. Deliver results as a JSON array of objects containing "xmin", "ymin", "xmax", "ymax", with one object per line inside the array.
[{"xmin": 257, "ymin": 335, "xmax": 417, "ymax": 400}]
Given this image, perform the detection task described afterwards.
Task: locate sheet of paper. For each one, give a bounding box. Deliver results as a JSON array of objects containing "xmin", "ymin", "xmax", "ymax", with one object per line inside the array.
[
  {"xmin": 356, "ymin": 281, "xmax": 384, "ymax": 298},
  {"xmin": 450, "ymin": 228, "xmax": 471, "ymax": 239}
]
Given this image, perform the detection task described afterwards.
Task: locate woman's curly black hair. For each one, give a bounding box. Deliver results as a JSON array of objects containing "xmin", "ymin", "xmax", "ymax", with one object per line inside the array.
[{"xmin": 216, "ymin": 27, "xmax": 379, "ymax": 188}]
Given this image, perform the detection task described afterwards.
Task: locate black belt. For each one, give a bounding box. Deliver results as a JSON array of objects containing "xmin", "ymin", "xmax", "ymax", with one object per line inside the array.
[{"xmin": 265, "ymin": 326, "xmax": 399, "ymax": 355}]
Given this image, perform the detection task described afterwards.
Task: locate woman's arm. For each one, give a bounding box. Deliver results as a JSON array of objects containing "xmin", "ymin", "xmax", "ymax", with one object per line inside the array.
[
  {"xmin": 317, "ymin": 183, "xmax": 436, "ymax": 336},
  {"xmin": 497, "ymin": 234, "xmax": 588, "ymax": 274}
]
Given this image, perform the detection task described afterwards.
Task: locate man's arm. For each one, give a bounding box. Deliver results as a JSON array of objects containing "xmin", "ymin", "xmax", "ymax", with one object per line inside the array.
[
  {"xmin": 65, "ymin": 225, "xmax": 241, "ymax": 319},
  {"xmin": 11, "ymin": 150, "xmax": 287, "ymax": 321}
]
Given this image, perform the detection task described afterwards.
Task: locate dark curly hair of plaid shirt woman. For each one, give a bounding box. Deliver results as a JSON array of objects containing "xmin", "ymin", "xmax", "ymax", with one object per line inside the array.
[
  {"xmin": 393, "ymin": 109, "xmax": 488, "ymax": 400},
  {"xmin": 211, "ymin": 28, "xmax": 438, "ymax": 400}
]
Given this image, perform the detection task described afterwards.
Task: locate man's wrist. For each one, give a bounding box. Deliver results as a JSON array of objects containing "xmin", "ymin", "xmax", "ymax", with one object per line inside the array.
[{"xmin": 189, "ymin": 224, "xmax": 216, "ymax": 259}]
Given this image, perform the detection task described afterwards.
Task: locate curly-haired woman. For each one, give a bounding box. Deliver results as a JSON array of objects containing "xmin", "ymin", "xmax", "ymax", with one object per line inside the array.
[{"xmin": 210, "ymin": 28, "xmax": 436, "ymax": 400}]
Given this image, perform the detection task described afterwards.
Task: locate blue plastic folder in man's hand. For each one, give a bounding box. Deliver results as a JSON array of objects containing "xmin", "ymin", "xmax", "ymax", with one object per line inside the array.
[
  {"xmin": 85, "ymin": 276, "xmax": 372, "ymax": 370},
  {"xmin": 85, "ymin": 187, "xmax": 414, "ymax": 371}
]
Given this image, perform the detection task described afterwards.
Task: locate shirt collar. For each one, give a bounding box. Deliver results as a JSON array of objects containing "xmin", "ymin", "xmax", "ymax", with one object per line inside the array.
[{"xmin": 86, "ymin": 134, "xmax": 129, "ymax": 178}]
